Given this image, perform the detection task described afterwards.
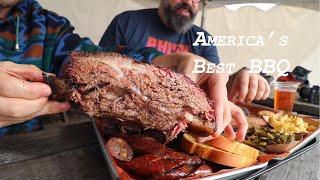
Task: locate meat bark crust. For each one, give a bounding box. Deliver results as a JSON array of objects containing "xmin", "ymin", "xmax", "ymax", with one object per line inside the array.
[{"xmin": 46, "ymin": 52, "xmax": 216, "ymax": 141}]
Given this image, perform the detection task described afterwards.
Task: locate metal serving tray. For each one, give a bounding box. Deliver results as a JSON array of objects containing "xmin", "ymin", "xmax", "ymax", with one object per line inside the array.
[
  {"xmin": 91, "ymin": 119, "xmax": 120, "ymax": 180},
  {"xmin": 239, "ymin": 137, "xmax": 320, "ymax": 180},
  {"xmin": 92, "ymin": 115, "xmax": 319, "ymax": 180},
  {"xmin": 243, "ymin": 103, "xmax": 320, "ymax": 161},
  {"xmin": 273, "ymin": 128, "xmax": 319, "ymax": 160},
  {"xmin": 91, "ymin": 119, "xmax": 269, "ymax": 180},
  {"xmin": 199, "ymin": 162, "xmax": 268, "ymax": 180}
]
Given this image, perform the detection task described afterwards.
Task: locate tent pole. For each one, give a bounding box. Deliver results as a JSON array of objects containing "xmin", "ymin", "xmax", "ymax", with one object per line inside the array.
[{"xmin": 201, "ymin": 0, "xmax": 208, "ymax": 28}]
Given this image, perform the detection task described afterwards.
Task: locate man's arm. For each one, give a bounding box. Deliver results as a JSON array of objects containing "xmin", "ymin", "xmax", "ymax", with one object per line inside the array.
[
  {"xmin": 201, "ymin": 45, "xmax": 220, "ymax": 64},
  {"xmin": 201, "ymin": 31, "xmax": 220, "ymax": 64}
]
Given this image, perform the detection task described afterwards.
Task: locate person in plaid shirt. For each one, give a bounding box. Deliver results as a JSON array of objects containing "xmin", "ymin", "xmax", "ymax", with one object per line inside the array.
[{"xmin": 0, "ymin": 0, "xmax": 163, "ymax": 136}]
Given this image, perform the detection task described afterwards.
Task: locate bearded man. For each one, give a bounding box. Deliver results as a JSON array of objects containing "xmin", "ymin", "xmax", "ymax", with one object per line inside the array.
[
  {"xmin": 99, "ymin": 0, "xmax": 270, "ymax": 106},
  {"xmin": 99, "ymin": 0, "xmax": 216, "ymax": 61}
]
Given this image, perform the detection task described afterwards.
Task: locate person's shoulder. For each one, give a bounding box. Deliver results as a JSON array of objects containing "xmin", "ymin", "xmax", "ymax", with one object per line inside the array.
[
  {"xmin": 40, "ymin": 9, "xmax": 72, "ymax": 28},
  {"xmin": 190, "ymin": 24, "xmax": 212, "ymax": 35},
  {"xmin": 18, "ymin": 0, "xmax": 70, "ymax": 24},
  {"xmin": 120, "ymin": 8, "xmax": 157, "ymax": 16},
  {"xmin": 26, "ymin": 0, "xmax": 70, "ymax": 27},
  {"xmin": 117, "ymin": 8, "xmax": 157, "ymax": 19}
]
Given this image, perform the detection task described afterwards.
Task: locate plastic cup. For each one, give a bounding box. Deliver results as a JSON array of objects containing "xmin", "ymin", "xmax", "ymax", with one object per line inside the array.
[{"xmin": 272, "ymin": 82, "xmax": 299, "ymax": 112}]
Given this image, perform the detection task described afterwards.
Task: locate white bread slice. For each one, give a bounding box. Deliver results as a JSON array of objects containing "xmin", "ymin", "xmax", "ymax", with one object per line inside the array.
[
  {"xmin": 181, "ymin": 133, "xmax": 258, "ymax": 168},
  {"xmin": 204, "ymin": 135, "xmax": 259, "ymax": 159}
]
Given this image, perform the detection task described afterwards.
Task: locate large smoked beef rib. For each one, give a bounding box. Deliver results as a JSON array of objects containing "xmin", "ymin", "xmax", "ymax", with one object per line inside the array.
[{"xmin": 44, "ymin": 52, "xmax": 216, "ymax": 141}]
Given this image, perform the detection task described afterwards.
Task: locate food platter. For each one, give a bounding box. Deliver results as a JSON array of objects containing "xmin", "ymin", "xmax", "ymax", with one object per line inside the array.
[
  {"xmin": 239, "ymin": 138, "xmax": 320, "ymax": 180},
  {"xmin": 242, "ymin": 104, "xmax": 320, "ymax": 161},
  {"xmin": 91, "ymin": 119, "xmax": 269, "ymax": 180},
  {"xmin": 91, "ymin": 104, "xmax": 320, "ymax": 180},
  {"xmin": 43, "ymin": 49, "xmax": 319, "ymax": 179}
]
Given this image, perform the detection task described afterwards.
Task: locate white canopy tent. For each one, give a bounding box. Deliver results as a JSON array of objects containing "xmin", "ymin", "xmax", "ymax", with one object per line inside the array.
[
  {"xmin": 39, "ymin": 0, "xmax": 319, "ymax": 85},
  {"xmin": 200, "ymin": 0, "xmax": 319, "ymax": 27}
]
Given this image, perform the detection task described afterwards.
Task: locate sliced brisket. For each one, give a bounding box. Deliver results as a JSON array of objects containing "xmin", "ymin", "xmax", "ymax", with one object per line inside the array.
[{"xmin": 45, "ymin": 52, "xmax": 216, "ymax": 141}]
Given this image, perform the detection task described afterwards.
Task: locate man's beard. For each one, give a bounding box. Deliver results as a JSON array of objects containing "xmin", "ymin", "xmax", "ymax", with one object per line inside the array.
[
  {"xmin": 0, "ymin": 0, "xmax": 22, "ymax": 8},
  {"xmin": 160, "ymin": 0, "xmax": 197, "ymax": 34}
]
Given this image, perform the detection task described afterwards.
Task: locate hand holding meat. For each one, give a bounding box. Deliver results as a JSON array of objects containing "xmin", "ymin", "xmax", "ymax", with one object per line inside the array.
[
  {"xmin": 228, "ymin": 68, "xmax": 270, "ymax": 104},
  {"xmin": 206, "ymin": 74, "xmax": 248, "ymax": 141},
  {"xmin": 0, "ymin": 61, "xmax": 70, "ymax": 128},
  {"xmin": 154, "ymin": 53, "xmax": 248, "ymax": 141}
]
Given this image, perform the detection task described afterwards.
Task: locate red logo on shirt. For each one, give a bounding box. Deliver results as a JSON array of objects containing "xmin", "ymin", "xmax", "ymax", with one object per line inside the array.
[{"xmin": 146, "ymin": 36, "xmax": 190, "ymax": 54}]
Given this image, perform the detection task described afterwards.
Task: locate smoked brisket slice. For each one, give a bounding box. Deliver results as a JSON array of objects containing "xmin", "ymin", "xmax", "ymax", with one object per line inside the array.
[{"xmin": 45, "ymin": 52, "xmax": 216, "ymax": 141}]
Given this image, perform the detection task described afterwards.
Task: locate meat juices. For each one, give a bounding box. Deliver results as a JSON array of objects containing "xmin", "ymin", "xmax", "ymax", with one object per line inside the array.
[{"xmin": 45, "ymin": 52, "xmax": 216, "ymax": 142}]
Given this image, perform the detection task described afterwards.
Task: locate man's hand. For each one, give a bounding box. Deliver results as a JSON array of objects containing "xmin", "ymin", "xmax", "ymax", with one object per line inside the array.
[
  {"xmin": 205, "ymin": 73, "xmax": 248, "ymax": 141},
  {"xmin": 228, "ymin": 68, "xmax": 270, "ymax": 104},
  {"xmin": 0, "ymin": 61, "xmax": 70, "ymax": 128},
  {"xmin": 153, "ymin": 53, "xmax": 248, "ymax": 141}
]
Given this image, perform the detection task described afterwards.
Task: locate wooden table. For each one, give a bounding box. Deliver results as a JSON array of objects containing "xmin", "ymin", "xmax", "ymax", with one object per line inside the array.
[{"xmin": 0, "ymin": 112, "xmax": 319, "ymax": 180}]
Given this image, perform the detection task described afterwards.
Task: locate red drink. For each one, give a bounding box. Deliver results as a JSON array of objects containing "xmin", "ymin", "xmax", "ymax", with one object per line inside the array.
[
  {"xmin": 272, "ymin": 82, "xmax": 299, "ymax": 112},
  {"xmin": 274, "ymin": 89, "xmax": 296, "ymax": 111}
]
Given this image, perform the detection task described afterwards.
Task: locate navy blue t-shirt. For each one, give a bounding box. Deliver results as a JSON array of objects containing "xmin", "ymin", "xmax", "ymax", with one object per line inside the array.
[{"xmin": 99, "ymin": 8, "xmax": 219, "ymax": 64}]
